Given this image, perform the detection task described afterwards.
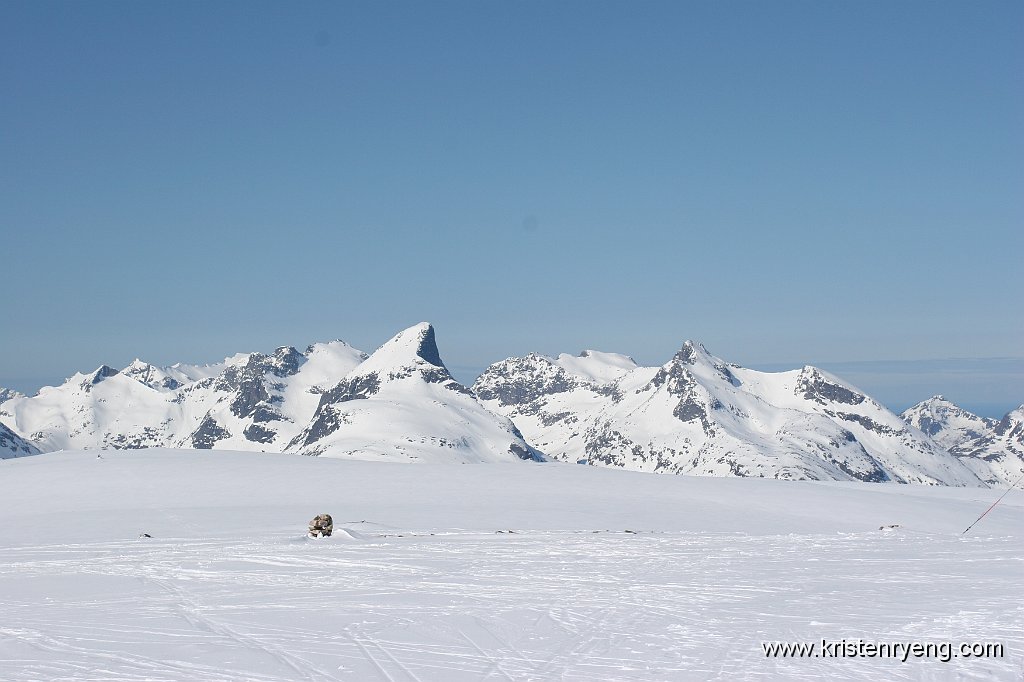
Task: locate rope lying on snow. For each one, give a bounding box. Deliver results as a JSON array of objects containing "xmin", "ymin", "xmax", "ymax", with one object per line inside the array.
[{"xmin": 962, "ymin": 472, "xmax": 1024, "ymax": 536}]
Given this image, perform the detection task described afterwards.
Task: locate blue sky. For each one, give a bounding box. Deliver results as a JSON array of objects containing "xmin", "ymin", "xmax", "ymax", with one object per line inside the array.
[{"xmin": 2, "ymin": 1, "xmax": 1021, "ymax": 416}]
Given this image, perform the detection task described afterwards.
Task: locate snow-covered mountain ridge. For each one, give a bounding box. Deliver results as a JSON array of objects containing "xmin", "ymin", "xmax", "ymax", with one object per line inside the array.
[
  {"xmin": 475, "ymin": 342, "xmax": 1021, "ymax": 487},
  {"xmin": 0, "ymin": 324, "xmax": 538, "ymax": 465},
  {"xmin": 903, "ymin": 396, "xmax": 1024, "ymax": 486},
  {"xmin": 2, "ymin": 329, "xmax": 1020, "ymax": 486}
]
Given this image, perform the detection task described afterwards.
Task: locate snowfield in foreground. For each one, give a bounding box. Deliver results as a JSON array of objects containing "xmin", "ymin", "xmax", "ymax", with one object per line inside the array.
[{"xmin": 0, "ymin": 450, "xmax": 1021, "ymax": 681}]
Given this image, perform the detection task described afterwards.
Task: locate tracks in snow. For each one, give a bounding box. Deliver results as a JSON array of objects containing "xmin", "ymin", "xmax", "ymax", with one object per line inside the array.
[{"xmin": 0, "ymin": 531, "xmax": 1021, "ymax": 680}]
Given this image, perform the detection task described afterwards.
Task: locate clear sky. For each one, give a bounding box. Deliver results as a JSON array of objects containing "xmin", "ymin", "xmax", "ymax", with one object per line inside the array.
[{"xmin": 2, "ymin": 1, "xmax": 1022, "ymax": 416}]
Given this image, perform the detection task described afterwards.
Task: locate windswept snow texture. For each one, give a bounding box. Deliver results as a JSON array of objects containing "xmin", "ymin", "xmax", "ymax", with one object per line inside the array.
[
  {"xmin": 0, "ymin": 449, "xmax": 1021, "ymax": 681},
  {"xmin": 0, "ymin": 323, "xmax": 538, "ymax": 464},
  {"xmin": 475, "ymin": 342, "xmax": 984, "ymax": 486}
]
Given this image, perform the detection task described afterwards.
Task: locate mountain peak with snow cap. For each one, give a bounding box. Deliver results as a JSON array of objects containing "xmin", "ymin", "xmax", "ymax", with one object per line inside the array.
[
  {"xmin": 673, "ymin": 340, "xmax": 709, "ymax": 366},
  {"xmin": 84, "ymin": 365, "xmax": 119, "ymax": 388},
  {"xmin": 289, "ymin": 323, "xmax": 542, "ymax": 462},
  {"xmin": 353, "ymin": 322, "xmax": 445, "ymax": 376},
  {"xmin": 901, "ymin": 396, "xmax": 997, "ymax": 451}
]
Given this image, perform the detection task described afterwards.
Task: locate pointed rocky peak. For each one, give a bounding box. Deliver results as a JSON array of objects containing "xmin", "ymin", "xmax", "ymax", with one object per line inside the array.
[
  {"xmin": 86, "ymin": 365, "xmax": 119, "ymax": 386},
  {"xmin": 994, "ymin": 405, "xmax": 1024, "ymax": 439},
  {"xmin": 270, "ymin": 346, "xmax": 305, "ymax": 377},
  {"xmin": 901, "ymin": 395, "xmax": 999, "ymax": 449},
  {"xmin": 902, "ymin": 395, "xmax": 990, "ymax": 423},
  {"xmin": 309, "ymin": 323, "xmax": 466, "ymax": 425},
  {"xmin": 120, "ymin": 359, "xmax": 182, "ymax": 391},
  {"xmin": 355, "ymin": 322, "xmax": 447, "ymax": 376},
  {"xmin": 672, "ymin": 340, "xmax": 709, "ymax": 366},
  {"xmin": 906, "ymin": 395, "xmax": 959, "ymax": 413},
  {"xmin": 796, "ymin": 366, "xmax": 866, "ymax": 406}
]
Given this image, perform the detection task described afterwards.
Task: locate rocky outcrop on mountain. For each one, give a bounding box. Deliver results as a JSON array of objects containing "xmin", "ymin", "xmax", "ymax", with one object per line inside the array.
[
  {"xmin": 0, "ymin": 338, "xmax": 366, "ymax": 454},
  {"xmin": 0, "ymin": 422, "xmax": 39, "ymax": 459},
  {"xmin": 475, "ymin": 341, "xmax": 984, "ymax": 486},
  {"xmin": 0, "ymin": 387, "xmax": 24, "ymax": 403}
]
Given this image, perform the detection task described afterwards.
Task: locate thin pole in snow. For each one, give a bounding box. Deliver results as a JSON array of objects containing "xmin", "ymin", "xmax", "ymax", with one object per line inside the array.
[{"xmin": 962, "ymin": 472, "xmax": 1024, "ymax": 536}]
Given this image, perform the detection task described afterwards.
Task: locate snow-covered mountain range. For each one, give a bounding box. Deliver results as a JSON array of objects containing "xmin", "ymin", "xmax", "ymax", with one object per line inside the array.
[
  {"xmin": 474, "ymin": 342, "xmax": 1005, "ymax": 486},
  {"xmin": 1, "ymin": 327, "xmax": 1020, "ymax": 486},
  {"xmin": 903, "ymin": 396, "xmax": 1024, "ymax": 486},
  {"xmin": 0, "ymin": 324, "xmax": 539, "ymax": 464}
]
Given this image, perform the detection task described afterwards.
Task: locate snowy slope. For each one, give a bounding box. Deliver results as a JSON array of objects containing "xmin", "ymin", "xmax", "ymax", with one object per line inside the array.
[
  {"xmin": 0, "ymin": 448, "xmax": 1020, "ymax": 681},
  {"xmin": 475, "ymin": 341, "xmax": 984, "ymax": 486},
  {"xmin": 0, "ymin": 387, "xmax": 34, "ymax": 457},
  {"xmin": 287, "ymin": 323, "xmax": 542, "ymax": 463}
]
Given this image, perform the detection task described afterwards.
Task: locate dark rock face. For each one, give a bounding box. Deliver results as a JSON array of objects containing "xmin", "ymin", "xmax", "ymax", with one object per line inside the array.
[
  {"xmin": 583, "ymin": 422, "xmax": 638, "ymax": 467},
  {"xmin": 270, "ymin": 347, "xmax": 304, "ymax": 377},
  {"xmin": 509, "ymin": 441, "xmax": 544, "ymax": 461},
  {"xmin": 243, "ymin": 423, "xmax": 277, "ymax": 444},
  {"xmin": 104, "ymin": 427, "xmax": 163, "ymax": 450},
  {"xmin": 415, "ymin": 325, "xmax": 445, "ymax": 367},
  {"xmin": 190, "ymin": 414, "xmax": 231, "ymax": 449},
  {"xmin": 797, "ymin": 369, "xmax": 865, "ymax": 406},
  {"xmin": 474, "ymin": 355, "xmax": 578, "ymax": 406},
  {"xmin": 648, "ymin": 360, "xmax": 697, "ymax": 399},
  {"xmin": 826, "ymin": 411, "xmax": 901, "ymax": 437},
  {"xmin": 92, "ymin": 365, "xmax": 119, "ymax": 384},
  {"xmin": 81, "ymin": 365, "xmax": 119, "ymax": 391},
  {"xmin": 294, "ymin": 405, "xmax": 349, "ymax": 447},
  {"xmin": 0, "ymin": 423, "xmax": 38, "ymax": 457},
  {"xmin": 317, "ymin": 373, "xmax": 381, "ymax": 407},
  {"xmin": 673, "ymin": 398, "xmax": 707, "ymax": 425},
  {"xmin": 229, "ymin": 356, "xmax": 271, "ymax": 418},
  {"xmin": 251, "ymin": 404, "xmax": 284, "ymax": 424},
  {"xmin": 916, "ymin": 414, "xmax": 989, "ymax": 442},
  {"xmin": 673, "ymin": 342, "xmax": 699, "ymax": 365},
  {"xmin": 994, "ymin": 412, "xmax": 1024, "ymax": 440}
]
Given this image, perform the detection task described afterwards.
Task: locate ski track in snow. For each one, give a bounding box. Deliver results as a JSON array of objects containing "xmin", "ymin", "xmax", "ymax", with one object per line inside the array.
[{"xmin": 1, "ymin": 530, "xmax": 1021, "ymax": 681}]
